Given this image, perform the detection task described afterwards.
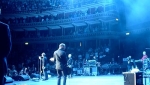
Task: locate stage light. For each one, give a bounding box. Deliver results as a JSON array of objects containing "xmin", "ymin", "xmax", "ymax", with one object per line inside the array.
[
  {"xmin": 80, "ymin": 42, "xmax": 82, "ymax": 47},
  {"xmin": 0, "ymin": 8, "xmax": 1, "ymax": 15},
  {"xmin": 126, "ymin": 32, "xmax": 130, "ymax": 35},
  {"xmin": 116, "ymin": 18, "xmax": 119, "ymax": 21},
  {"xmin": 25, "ymin": 42, "xmax": 29, "ymax": 45}
]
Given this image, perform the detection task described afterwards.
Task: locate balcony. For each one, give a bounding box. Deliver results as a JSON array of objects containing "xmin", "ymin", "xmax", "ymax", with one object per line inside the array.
[
  {"xmin": 10, "ymin": 12, "xmax": 118, "ymax": 29},
  {"xmin": 13, "ymin": 31, "xmax": 123, "ymax": 43}
]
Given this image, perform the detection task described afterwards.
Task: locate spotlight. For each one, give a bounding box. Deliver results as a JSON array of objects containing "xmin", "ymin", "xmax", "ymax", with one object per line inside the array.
[
  {"xmin": 126, "ymin": 32, "xmax": 130, "ymax": 35},
  {"xmin": 80, "ymin": 42, "xmax": 82, "ymax": 47},
  {"xmin": 25, "ymin": 42, "xmax": 29, "ymax": 45},
  {"xmin": 116, "ymin": 18, "xmax": 119, "ymax": 21}
]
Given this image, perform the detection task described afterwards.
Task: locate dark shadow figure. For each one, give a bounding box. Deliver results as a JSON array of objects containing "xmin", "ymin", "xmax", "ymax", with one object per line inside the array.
[{"xmin": 0, "ymin": 22, "xmax": 12, "ymax": 85}]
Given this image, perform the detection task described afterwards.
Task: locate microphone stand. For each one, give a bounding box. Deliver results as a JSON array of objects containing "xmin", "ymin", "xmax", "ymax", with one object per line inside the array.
[{"xmin": 38, "ymin": 56, "xmax": 42, "ymax": 81}]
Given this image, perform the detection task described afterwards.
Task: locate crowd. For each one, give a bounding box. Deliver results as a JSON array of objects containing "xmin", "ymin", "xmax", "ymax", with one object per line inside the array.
[
  {"xmin": 0, "ymin": 5, "xmax": 107, "ymax": 24},
  {"xmin": 0, "ymin": 1, "xmax": 117, "ymax": 24},
  {"xmin": 7, "ymin": 41, "xmax": 121, "ymax": 79},
  {"xmin": 1, "ymin": 0, "xmax": 100, "ymax": 14}
]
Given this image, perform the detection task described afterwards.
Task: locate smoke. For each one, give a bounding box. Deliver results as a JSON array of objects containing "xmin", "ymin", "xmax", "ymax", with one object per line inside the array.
[{"xmin": 122, "ymin": 0, "xmax": 150, "ymax": 28}]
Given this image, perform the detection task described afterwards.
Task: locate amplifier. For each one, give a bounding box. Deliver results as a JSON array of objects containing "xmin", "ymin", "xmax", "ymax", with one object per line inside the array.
[
  {"xmin": 123, "ymin": 72, "xmax": 143, "ymax": 85},
  {"xmin": 91, "ymin": 66, "xmax": 97, "ymax": 76},
  {"xmin": 88, "ymin": 60, "xmax": 96, "ymax": 66}
]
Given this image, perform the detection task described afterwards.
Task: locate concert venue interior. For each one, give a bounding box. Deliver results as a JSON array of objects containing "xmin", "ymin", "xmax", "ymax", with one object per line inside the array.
[{"xmin": 1, "ymin": 0, "xmax": 150, "ymax": 85}]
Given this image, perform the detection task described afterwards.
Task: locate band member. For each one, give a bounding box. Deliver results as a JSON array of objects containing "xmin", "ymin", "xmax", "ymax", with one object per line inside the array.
[
  {"xmin": 141, "ymin": 51, "xmax": 149, "ymax": 71},
  {"xmin": 51, "ymin": 43, "xmax": 67, "ymax": 85},
  {"xmin": 0, "ymin": 21, "xmax": 12, "ymax": 85},
  {"xmin": 67, "ymin": 54, "xmax": 73, "ymax": 78},
  {"xmin": 141, "ymin": 51, "xmax": 148, "ymax": 61},
  {"xmin": 127, "ymin": 56, "xmax": 136, "ymax": 71},
  {"xmin": 39, "ymin": 52, "xmax": 48, "ymax": 80},
  {"xmin": 97, "ymin": 62, "xmax": 102, "ymax": 75}
]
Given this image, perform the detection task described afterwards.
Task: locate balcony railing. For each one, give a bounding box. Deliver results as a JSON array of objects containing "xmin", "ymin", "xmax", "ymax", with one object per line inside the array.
[
  {"xmin": 13, "ymin": 31, "xmax": 123, "ymax": 43},
  {"xmin": 10, "ymin": 12, "xmax": 118, "ymax": 28},
  {"xmin": 2, "ymin": 1, "xmax": 116, "ymax": 14}
]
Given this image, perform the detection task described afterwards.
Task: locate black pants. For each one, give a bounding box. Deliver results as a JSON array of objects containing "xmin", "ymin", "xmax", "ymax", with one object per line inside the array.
[
  {"xmin": 44, "ymin": 69, "xmax": 48, "ymax": 80},
  {"xmin": 127, "ymin": 62, "xmax": 136, "ymax": 71},
  {"xmin": 68, "ymin": 68, "xmax": 72, "ymax": 78},
  {"xmin": 97, "ymin": 67, "xmax": 102, "ymax": 75},
  {"xmin": 0, "ymin": 73, "xmax": 4, "ymax": 85},
  {"xmin": 0, "ymin": 58, "xmax": 7, "ymax": 85},
  {"xmin": 56, "ymin": 69, "xmax": 67, "ymax": 85}
]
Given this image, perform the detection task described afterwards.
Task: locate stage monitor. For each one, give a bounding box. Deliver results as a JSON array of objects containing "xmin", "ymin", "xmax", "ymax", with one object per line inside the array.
[{"xmin": 88, "ymin": 60, "xmax": 96, "ymax": 66}]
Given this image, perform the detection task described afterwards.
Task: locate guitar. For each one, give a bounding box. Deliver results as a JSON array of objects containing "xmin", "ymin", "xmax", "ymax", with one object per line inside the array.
[
  {"xmin": 134, "ymin": 60, "xmax": 142, "ymax": 62},
  {"xmin": 68, "ymin": 65, "xmax": 72, "ymax": 68},
  {"xmin": 99, "ymin": 55, "xmax": 106, "ymax": 58}
]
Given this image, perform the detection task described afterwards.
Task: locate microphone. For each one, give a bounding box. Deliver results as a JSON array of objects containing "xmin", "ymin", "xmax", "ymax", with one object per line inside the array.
[{"xmin": 39, "ymin": 56, "xmax": 43, "ymax": 59}]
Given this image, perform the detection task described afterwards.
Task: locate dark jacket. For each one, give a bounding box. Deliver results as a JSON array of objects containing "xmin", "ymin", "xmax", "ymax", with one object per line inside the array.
[
  {"xmin": 67, "ymin": 58, "xmax": 73, "ymax": 68},
  {"xmin": 53, "ymin": 49, "xmax": 67, "ymax": 70},
  {"xmin": 0, "ymin": 21, "xmax": 12, "ymax": 85},
  {"xmin": 0, "ymin": 22, "xmax": 12, "ymax": 58},
  {"xmin": 41, "ymin": 56, "xmax": 47, "ymax": 67}
]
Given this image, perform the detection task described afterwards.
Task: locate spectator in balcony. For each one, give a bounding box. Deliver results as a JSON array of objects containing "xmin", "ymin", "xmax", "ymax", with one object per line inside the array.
[{"xmin": 0, "ymin": 21, "xmax": 12, "ymax": 85}]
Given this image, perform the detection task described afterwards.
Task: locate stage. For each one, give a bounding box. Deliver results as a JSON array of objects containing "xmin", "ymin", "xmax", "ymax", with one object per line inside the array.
[{"xmin": 5, "ymin": 75, "xmax": 125, "ymax": 85}]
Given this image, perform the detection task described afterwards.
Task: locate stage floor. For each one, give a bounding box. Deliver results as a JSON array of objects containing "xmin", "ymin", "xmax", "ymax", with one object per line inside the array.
[{"xmin": 5, "ymin": 75, "xmax": 125, "ymax": 85}]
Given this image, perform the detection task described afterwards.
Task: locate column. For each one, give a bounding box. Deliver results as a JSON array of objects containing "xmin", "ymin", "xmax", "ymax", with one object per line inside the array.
[
  {"xmin": 60, "ymin": 26, "xmax": 64, "ymax": 36},
  {"xmin": 47, "ymin": 27, "xmax": 51, "ymax": 37},
  {"xmin": 74, "ymin": 25, "xmax": 77, "ymax": 35},
  {"xmin": 36, "ymin": 29, "xmax": 40, "ymax": 37},
  {"xmin": 24, "ymin": 30, "xmax": 28, "ymax": 37}
]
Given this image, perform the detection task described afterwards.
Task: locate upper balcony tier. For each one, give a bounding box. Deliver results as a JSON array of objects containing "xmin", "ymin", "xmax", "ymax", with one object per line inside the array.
[
  {"xmin": 1, "ymin": 0, "xmax": 117, "ymax": 14},
  {"xmin": 9, "ymin": 11, "xmax": 118, "ymax": 31},
  {"xmin": 1, "ymin": 3, "xmax": 117, "ymax": 19}
]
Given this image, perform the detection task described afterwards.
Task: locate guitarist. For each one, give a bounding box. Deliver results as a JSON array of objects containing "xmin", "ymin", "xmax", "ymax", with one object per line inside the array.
[
  {"xmin": 67, "ymin": 54, "xmax": 73, "ymax": 78},
  {"xmin": 127, "ymin": 56, "xmax": 136, "ymax": 71},
  {"xmin": 41, "ymin": 52, "xmax": 48, "ymax": 80},
  {"xmin": 141, "ymin": 51, "xmax": 149, "ymax": 71}
]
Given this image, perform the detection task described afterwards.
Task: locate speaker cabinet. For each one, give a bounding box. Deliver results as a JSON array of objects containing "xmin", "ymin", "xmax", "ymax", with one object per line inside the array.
[
  {"xmin": 91, "ymin": 66, "xmax": 97, "ymax": 76},
  {"xmin": 123, "ymin": 72, "xmax": 143, "ymax": 85}
]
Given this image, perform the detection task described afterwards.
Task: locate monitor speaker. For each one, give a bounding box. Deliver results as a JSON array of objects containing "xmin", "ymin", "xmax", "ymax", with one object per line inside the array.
[
  {"xmin": 4, "ymin": 76, "xmax": 13, "ymax": 83},
  {"xmin": 18, "ymin": 75, "xmax": 30, "ymax": 81},
  {"xmin": 123, "ymin": 72, "xmax": 143, "ymax": 85}
]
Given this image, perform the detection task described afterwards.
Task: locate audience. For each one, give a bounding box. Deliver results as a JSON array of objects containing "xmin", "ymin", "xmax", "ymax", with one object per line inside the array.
[
  {"xmin": 1, "ymin": 0, "xmax": 100, "ymax": 14},
  {"xmin": 1, "ymin": 0, "xmax": 120, "ymax": 81},
  {"xmin": 7, "ymin": 42, "xmax": 119, "ymax": 78},
  {"xmin": 0, "ymin": 5, "xmax": 106, "ymax": 24}
]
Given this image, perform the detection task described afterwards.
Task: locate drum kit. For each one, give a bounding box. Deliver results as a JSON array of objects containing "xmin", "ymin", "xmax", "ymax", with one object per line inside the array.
[{"xmin": 101, "ymin": 63, "xmax": 120, "ymax": 74}]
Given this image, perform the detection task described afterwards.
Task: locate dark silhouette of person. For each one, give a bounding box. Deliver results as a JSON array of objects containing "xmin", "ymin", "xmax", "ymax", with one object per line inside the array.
[
  {"xmin": 52, "ymin": 43, "xmax": 67, "ymax": 85},
  {"xmin": 41, "ymin": 52, "xmax": 48, "ymax": 80},
  {"xmin": 0, "ymin": 21, "xmax": 12, "ymax": 85},
  {"xmin": 67, "ymin": 54, "xmax": 73, "ymax": 78}
]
